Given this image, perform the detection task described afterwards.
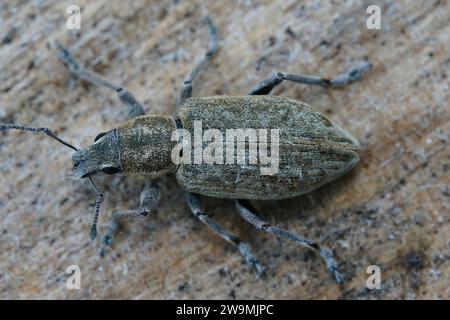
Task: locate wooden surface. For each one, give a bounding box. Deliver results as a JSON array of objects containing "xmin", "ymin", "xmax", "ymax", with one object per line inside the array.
[{"xmin": 0, "ymin": 0, "xmax": 449, "ymax": 299}]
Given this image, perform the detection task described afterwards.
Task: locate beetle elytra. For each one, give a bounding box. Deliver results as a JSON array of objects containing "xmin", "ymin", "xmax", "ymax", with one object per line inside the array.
[{"xmin": 0, "ymin": 17, "xmax": 372, "ymax": 283}]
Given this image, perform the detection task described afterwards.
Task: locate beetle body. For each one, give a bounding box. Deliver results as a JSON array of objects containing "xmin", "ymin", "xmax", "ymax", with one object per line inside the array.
[{"xmin": 81, "ymin": 95, "xmax": 359, "ymax": 200}]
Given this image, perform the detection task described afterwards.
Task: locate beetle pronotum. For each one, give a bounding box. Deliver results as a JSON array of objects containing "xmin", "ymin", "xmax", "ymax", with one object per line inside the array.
[{"xmin": 0, "ymin": 17, "xmax": 371, "ymax": 283}]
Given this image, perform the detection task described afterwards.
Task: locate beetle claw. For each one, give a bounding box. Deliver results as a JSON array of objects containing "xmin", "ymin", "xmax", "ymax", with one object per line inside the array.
[
  {"xmin": 99, "ymin": 234, "xmax": 113, "ymax": 257},
  {"xmin": 254, "ymin": 262, "xmax": 267, "ymax": 279}
]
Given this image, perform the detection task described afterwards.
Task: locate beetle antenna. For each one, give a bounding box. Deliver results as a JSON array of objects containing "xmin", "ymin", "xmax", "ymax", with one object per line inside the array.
[
  {"xmin": 0, "ymin": 124, "xmax": 78, "ymax": 151},
  {"xmin": 88, "ymin": 175, "xmax": 104, "ymax": 241},
  {"xmin": 0, "ymin": 124, "xmax": 105, "ymax": 241}
]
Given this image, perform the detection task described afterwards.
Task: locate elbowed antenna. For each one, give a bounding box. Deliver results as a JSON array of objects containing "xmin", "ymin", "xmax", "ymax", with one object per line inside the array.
[
  {"xmin": 1, "ymin": 123, "xmax": 104, "ymax": 241},
  {"xmin": 0, "ymin": 123, "xmax": 78, "ymax": 151}
]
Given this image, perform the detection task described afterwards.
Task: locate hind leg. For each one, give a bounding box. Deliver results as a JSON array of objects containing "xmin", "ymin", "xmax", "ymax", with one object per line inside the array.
[
  {"xmin": 249, "ymin": 61, "xmax": 372, "ymax": 95},
  {"xmin": 235, "ymin": 199, "xmax": 343, "ymax": 283}
]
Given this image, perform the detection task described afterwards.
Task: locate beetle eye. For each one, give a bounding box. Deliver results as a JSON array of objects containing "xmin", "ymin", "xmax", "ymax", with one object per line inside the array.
[
  {"xmin": 94, "ymin": 132, "xmax": 108, "ymax": 142},
  {"xmin": 101, "ymin": 167, "xmax": 121, "ymax": 175}
]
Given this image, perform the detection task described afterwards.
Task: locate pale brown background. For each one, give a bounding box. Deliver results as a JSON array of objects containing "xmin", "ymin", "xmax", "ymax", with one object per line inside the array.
[{"xmin": 0, "ymin": 0, "xmax": 449, "ymax": 299}]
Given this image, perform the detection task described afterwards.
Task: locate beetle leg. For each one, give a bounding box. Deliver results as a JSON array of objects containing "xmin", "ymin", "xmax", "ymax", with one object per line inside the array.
[
  {"xmin": 99, "ymin": 210, "xmax": 139, "ymax": 257},
  {"xmin": 100, "ymin": 181, "xmax": 160, "ymax": 256},
  {"xmin": 137, "ymin": 180, "xmax": 161, "ymax": 216},
  {"xmin": 186, "ymin": 192, "xmax": 266, "ymax": 276},
  {"xmin": 55, "ymin": 41, "xmax": 145, "ymax": 118},
  {"xmin": 177, "ymin": 17, "xmax": 218, "ymax": 108},
  {"xmin": 248, "ymin": 61, "xmax": 372, "ymax": 95},
  {"xmin": 235, "ymin": 199, "xmax": 343, "ymax": 284}
]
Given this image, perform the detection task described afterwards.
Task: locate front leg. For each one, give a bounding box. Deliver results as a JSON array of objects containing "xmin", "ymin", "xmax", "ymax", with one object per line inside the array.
[
  {"xmin": 100, "ymin": 180, "xmax": 160, "ymax": 256},
  {"xmin": 55, "ymin": 42, "xmax": 145, "ymax": 118},
  {"xmin": 177, "ymin": 17, "xmax": 218, "ymax": 108}
]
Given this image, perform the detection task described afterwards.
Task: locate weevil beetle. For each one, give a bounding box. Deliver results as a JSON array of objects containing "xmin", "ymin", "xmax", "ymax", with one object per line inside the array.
[{"xmin": 0, "ymin": 17, "xmax": 371, "ymax": 283}]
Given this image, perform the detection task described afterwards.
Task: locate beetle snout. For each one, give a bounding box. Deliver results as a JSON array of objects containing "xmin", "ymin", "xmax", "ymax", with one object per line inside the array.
[
  {"xmin": 71, "ymin": 131, "xmax": 123, "ymax": 178},
  {"xmin": 72, "ymin": 147, "xmax": 104, "ymax": 178}
]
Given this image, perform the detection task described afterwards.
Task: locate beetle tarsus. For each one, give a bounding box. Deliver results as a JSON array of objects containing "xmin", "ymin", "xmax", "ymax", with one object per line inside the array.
[
  {"xmin": 99, "ymin": 234, "xmax": 113, "ymax": 257},
  {"xmin": 238, "ymin": 242, "xmax": 267, "ymax": 277},
  {"xmin": 330, "ymin": 61, "xmax": 373, "ymax": 87},
  {"xmin": 320, "ymin": 247, "xmax": 344, "ymax": 284}
]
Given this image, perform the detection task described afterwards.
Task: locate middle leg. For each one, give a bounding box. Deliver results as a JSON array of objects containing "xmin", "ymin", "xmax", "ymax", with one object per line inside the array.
[{"xmin": 186, "ymin": 192, "xmax": 266, "ymax": 276}]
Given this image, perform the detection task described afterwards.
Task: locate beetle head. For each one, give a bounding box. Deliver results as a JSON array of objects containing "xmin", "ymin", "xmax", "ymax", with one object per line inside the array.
[{"xmin": 72, "ymin": 129, "xmax": 122, "ymax": 178}]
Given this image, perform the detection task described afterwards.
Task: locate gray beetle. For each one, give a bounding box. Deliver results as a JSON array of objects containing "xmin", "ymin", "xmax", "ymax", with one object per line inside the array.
[{"xmin": 0, "ymin": 17, "xmax": 371, "ymax": 283}]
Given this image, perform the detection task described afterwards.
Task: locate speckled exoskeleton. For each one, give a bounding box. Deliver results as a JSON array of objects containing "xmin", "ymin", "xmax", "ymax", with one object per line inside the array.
[{"xmin": 0, "ymin": 17, "xmax": 371, "ymax": 283}]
